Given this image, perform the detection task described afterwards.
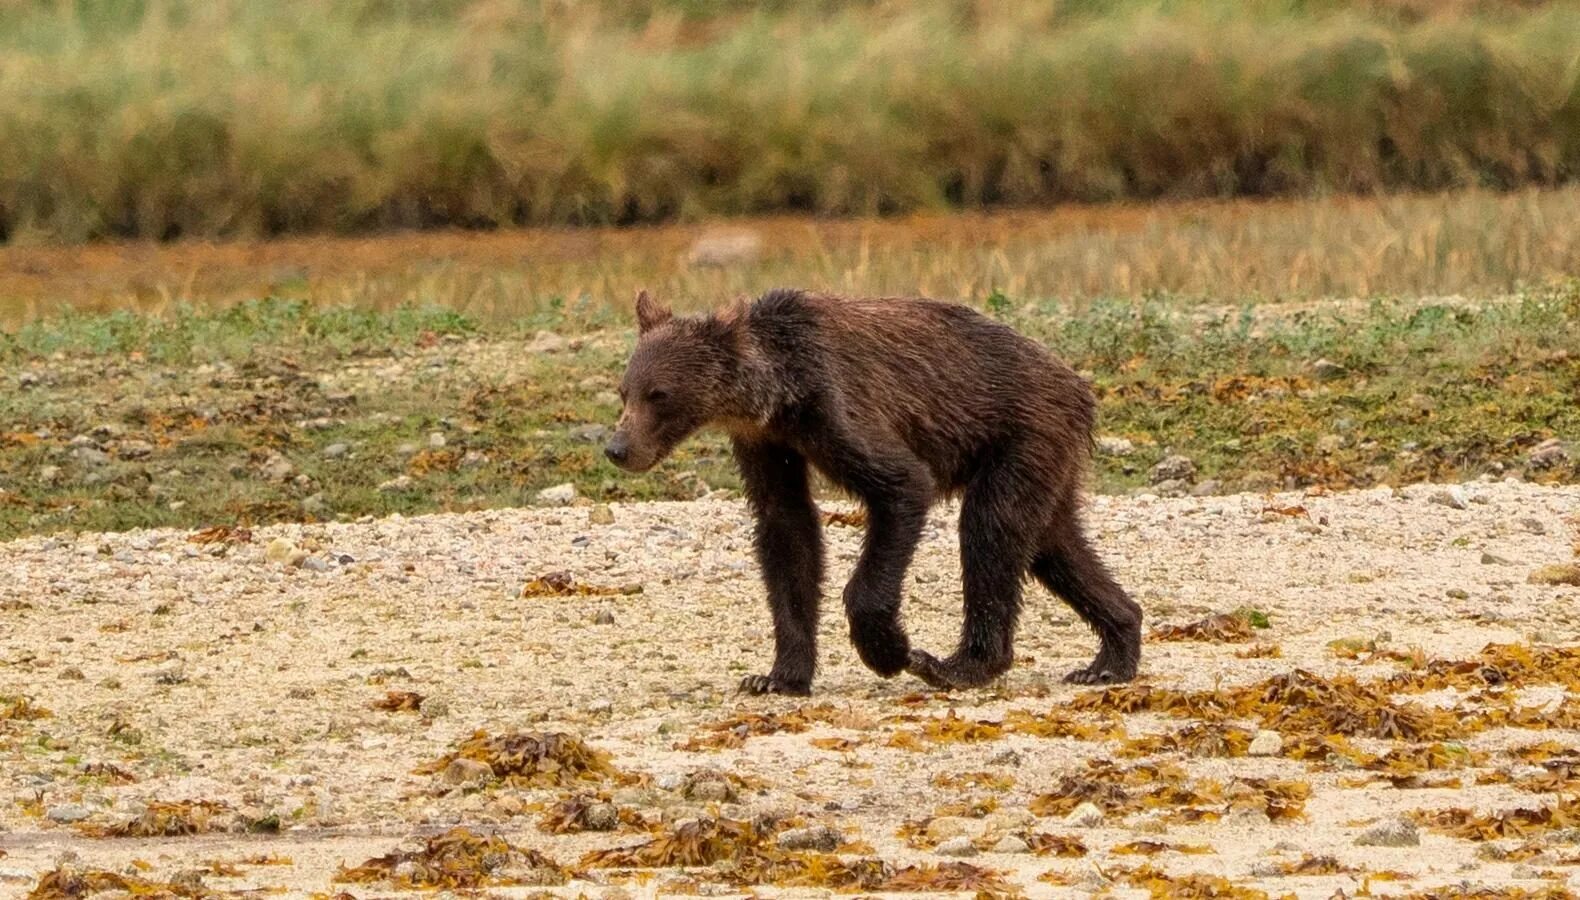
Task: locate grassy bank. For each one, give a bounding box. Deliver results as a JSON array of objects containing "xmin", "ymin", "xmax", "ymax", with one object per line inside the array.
[
  {"xmin": 2, "ymin": 0, "xmax": 1577, "ymax": 243},
  {"xmin": 0, "ymin": 285, "xmax": 1574, "ymax": 541},
  {"xmin": 4, "ymin": 188, "xmax": 1580, "ymax": 328}
]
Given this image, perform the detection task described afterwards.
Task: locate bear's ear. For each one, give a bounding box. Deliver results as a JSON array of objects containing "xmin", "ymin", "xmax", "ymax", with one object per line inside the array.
[
  {"xmin": 705, "ymin": 295, "xmax": 750, "ymax": 347},
  {"xmin": 635, "ymin": 289, "xmax": 672, "ymax": 334}
]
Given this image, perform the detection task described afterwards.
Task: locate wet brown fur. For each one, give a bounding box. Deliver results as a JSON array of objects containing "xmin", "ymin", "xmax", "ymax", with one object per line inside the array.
[{"xmin": 606, "ymin": 288, "xmax": 1142, "ymax": 694}]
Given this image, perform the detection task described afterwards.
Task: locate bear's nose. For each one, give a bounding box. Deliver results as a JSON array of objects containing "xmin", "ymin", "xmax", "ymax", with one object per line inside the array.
[{"xmin": 604, "ymin": 438, "xmax": 629, "ymax": 465}]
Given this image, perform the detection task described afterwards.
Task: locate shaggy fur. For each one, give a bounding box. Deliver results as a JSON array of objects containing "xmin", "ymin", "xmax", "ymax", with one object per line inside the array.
[{"xmin": 605, "ymin": 288, "xmax": 1142, "ymax": 694}]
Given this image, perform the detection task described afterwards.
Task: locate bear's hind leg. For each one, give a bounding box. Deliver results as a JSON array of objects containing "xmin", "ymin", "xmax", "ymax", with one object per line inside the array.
[
  {"xmin": 906, "ymin": 460, "xmax": 1040, "ymax": 690},
  {"xmin": 1031, "ymin": 516, "xmax": 1142, "ymax": 685}
]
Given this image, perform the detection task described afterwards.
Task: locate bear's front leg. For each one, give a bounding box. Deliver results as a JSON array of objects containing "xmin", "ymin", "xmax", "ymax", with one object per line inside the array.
[
  {"xmin": 733, "ymin": 440, "xmax": 824, "ymax": 696},
  {"xmin": 841, "ymin": 489, "xmax": 928, "ymax": 678}
]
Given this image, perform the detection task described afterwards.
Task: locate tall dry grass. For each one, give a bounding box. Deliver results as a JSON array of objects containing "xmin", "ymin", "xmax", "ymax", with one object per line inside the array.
[
  {"xmin": 1, "ymin": 0, "xmax": 1577, "ymax": 243},
  {"xmin": 2, "ymin": 187, "xmax": 1575, "ymax": 326}
]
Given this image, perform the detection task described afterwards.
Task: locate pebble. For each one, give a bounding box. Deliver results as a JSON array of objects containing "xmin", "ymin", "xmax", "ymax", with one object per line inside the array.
[
  {"xmin": 442, "ymin": 758, "xmax": 493, "ymax": 786},
  {"xmin": 1096, "ymin": 436, "xmax": 1135, "ymax": 457},
  {"xmin": 570, "ymin": 424, "xmax": 611, "ymax": 444},
  {"xmin": 526, "ymin": 331, "xmax": 571, "ymax": 354},
  {"xmin": 1065, "ymin": 802, "xmax": 1104, "ymax": 828},
  {"xmin": 934, "ymin": 837, "xmax": 978, "ymax": 857},
  {"xmin": 686, "ymin": 779, "xmax": 732, "ymax": 803},
  {"xmin": 594, "ymin": 608, "xmax": 617, "ymax": 625},
  {"xmin": 418, "ymin": 696, "xmax": 449, "ymax": 719},
  {"xmin": 427, "ymin": 431, "xmax": 447, "ymax": 449},
  {"xmin": 1480, "ymin": 551, "xmax": 1512, "ymax": 566},
  {"xmin": 322, "ymin": 443, "xmax": 349, "ymax": 459},
  {"xmin": 1248, "ymin": 730, "xmax": 1283, "ymax": 756},
  {"xmin": 1529, "ymin": 438, "xmax": 1569, "ymax": 469},
  {"xmin": 991, "ymin": 835, "xmax": 1031, "ymax": 854},
  {"xmin": 1518, "ymin": 517, "xmax": 1546, "ymax": 534},
  {"xmin": 1190, "ymin": 479, "xmax": 1222, "ymax": 497},
  {"xmin": 1355, "ymin": 817, "xmax": 1419, "ymax": 847},
  {"xmin": 377, "ymin": 475, "xmax": 415, "ymax": 493},
  {"xmin": 1428, "ymin": 486, "xmax": 1469, "ymax": 510},
  {"xmin": 72, "ymin": 445, "xmax": 110, "ymax": 467},
  {"xmin": 1311, "ymin": 358, "xmax": 1347, "ymax": 380},
  {"xmin": 926, "ymin": 816, "xmax": 977, "ymax": 843},
  {"xmin": 536, "ymin": 483, "xmax": 578, "ymax": 507},
  {"xmin": 46, "ymin": 803, "xmax": 93, "ymax": 824},
  {"xmin": 988, "ymin": 748, "xmax": 1022, "ymax": 767},
  {"xmin": 260, "ymin": 453, "xmax": 295, "ymax": 482},
  {"xmin": 264, "ymin": 538, "xmax": 297, "ymax": 564},
  {"xmin": 300, "ymin": 556, "xmax": 332, "ymax": 573},
  {"xmin": 1150, "ymin": 455, "xmax": 1196, "ymax": 484},
  {"xmin": 589, "ymin": 504, "xmax": 616, "ymax": 525},
  {"xmin": 776, "ymin": 825, "xmax": 843, "ymax": 852},
  {"xmin": 583, "ymin": 802, "xmax": 621, "ymax": 832},
  {"xmin": 118, "ymin": 439, "xmax": 154, "ymax": 459}
]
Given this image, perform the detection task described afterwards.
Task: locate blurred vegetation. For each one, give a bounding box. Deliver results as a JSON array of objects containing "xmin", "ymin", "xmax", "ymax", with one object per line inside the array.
[{"xmin": 2, "ymin": 0, "xmax": 1577, "ymax": 243}]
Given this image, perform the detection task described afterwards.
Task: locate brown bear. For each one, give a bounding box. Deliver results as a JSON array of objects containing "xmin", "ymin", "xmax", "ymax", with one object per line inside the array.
[{"xmin": 604, "ymin": 288, "xmax": 1141, "ymax": 694}]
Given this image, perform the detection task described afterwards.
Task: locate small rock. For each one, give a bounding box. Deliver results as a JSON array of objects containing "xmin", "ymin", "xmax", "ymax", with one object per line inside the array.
[
  {"xmin": 1355, "ymin": 817, "xmax": 1419, "ymax": 847},
  {"xmin": 593, "ymin": 608, "xmax": 616, "ymax": 625},
  {"xmin": 1480, "ymin": 551, "xmax": 1512, "ymax": 566},
  {"xmin": 583, "ymin": 802, "xmax": 621, "ymax": 832},
  {"xmin": 1529, "ymin": 564, "xmax": 1580, "ymax": 587},
  {"xmin": 302, "ymin": 493, "xmax": 330, "ymax": 517},
  {"xmin": 46, "ymin": 804, "xmax": 92, "ymax": 824},
  {"xmin": 72, "ymin": 445, "xmax": 110, "ymax": 467},
  {"xmin": 442, "ymin": 758, "xmax": 493, "ymax": 786},
  {"xmin": 1065, "ymin": 802, "xmax": 1104, "ymax": 828},
  {"xmin": 418, "ymin": 696, "xmax": 449, "ymax": 719},
  {"xmin": 587, "ymin": 698, "xmax": 614, "ymax": 715},
  {"xmin": 655, "ymin": 774, "xmax": 687, "ymax": 792},
  {"xmin": 300, "ymin": 556, "xmax": 332, "ymax": 573},
  {"xmin": 18, "ymin": 371, "xmax": 41, "ymax": 388},
  {"xmin": 460, "ymin": 450, "xmax": 488, "ymax": 468},
  {"xmin": 1311, "ymin": 358, "xmax": 1347, "ymax": 380},
  {"xmin": 589, "ymin": 504, "xmax": 616, "ymax": 526},
  {"xmin": 777, "ymin": 825, "xmax": 843, "ymax": 852},
  {"xmin": 427, "ymin": 431, "xmax": 447, "ymax": 449},
  {"xmin": 1152, "ymin": 478, "xmax": 1190, "ymax": 498},
  {"xmin": 259, "ymin": 453, "xmax": 295, "ymax": 482},
  {"xmin": 1518, "ymin": 517, "xmax": 1546, "ymax": 534},
  {"xmin": 1150, "ymin": 455, "xmax": 1196, "ymax": 484},
  {"xmin": 1190, "ymin": 479, "xmax": 1222, "ymax": 497},
  {"xmin": 536, "ymin": 483, "xmax": 578, "ymax": 507},
  {"xmin": 1428, "ymin": 486, "xmax": 1469, "ymax": 510},
  {"xmin": 1447, "ymin": 588, "xmax": 1470, "ymax": 599},
  {"xmin": 935, "ymin": 836, "xmax": 978, "ymax": 857},
  {"xmin": 38, "ymin": 464, "xmax": 62, "ymax": 484},
  {"xmin": 58, "ymin": 667, "xmax": 85, "ymax": 681},
  {"xmin": 377, "ymin": 475, "xmax": 414, "ymax": 493},
  {"xmin": 686, "ymin": 779, "xmax": 732, "ymax": 803},
  {"xmin": 1529, "ymin": 438, "xmax": 1569, "ymax": 469},
  {"xmin": 991, "ymin": 835, "xmax": 1031, "ymax": 854},
  {"xmin": 926, "ymin": 816, "xmax": 977, "ymax": 843},
  {"xmin": 118, "ymin": 439, "xmax": 154, "ymax": 459},
  {"xmin": 264, "ymin": 538, "xmax": 297, "ymax": 564},
  {"xmin": 322, "ymin": 443, "xmax": 349, "ymax": 459},
  {"xmin": 1096, "ymin": 436, "xmax": 1135, "ymax": 457},
  {"xmin": 988, "ymin": 748, "xmax": 1022, "ymax": 767},
  {"xmin": 1248, "ymin": 730, "xmax": 1283, "ymax": 757},
  {"xmin": 1250, "ymin": 861, "xmax": 1285, "ymax": 878},
  {"xmin": 570, "ymin": 424, "xmax": 611, "ymax": 444},
  {"xmin": 526, "ymin": 330, "xmax": 570, "ymax": 354}
]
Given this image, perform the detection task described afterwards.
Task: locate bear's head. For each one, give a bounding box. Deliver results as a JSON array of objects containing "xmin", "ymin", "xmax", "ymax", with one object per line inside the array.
[{"xmin": 605, "ymin": 290, "xmax": 746, "ymax": 473}]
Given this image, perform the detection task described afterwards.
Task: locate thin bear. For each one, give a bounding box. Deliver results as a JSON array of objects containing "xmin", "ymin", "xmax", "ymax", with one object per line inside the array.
[{"xmin": 604, "ymin": 288, "xmax": 1142, "ymax": 694}]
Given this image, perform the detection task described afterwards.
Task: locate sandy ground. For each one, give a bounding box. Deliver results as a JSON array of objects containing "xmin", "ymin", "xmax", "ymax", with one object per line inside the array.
[{"xmin": 2, "ymin": 480, "xmax": 1578, "ymax": 898}]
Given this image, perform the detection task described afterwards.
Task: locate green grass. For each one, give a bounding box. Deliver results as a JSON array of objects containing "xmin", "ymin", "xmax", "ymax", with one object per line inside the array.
[
  {"xmin": 0, "ymin": 285, "xmax": 1574, "ymax": 541},
  {"xmin": 1, "ymin": 0, "xmax": 1577, "ymax": 242}
]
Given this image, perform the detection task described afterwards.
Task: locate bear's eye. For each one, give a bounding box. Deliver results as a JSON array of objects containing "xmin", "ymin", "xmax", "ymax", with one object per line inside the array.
[{"xmin": 646, "ymin": 389, "xmax": 669, "ymax": 403}]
